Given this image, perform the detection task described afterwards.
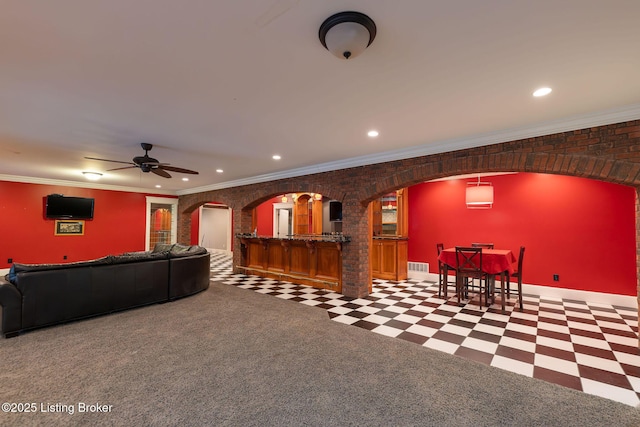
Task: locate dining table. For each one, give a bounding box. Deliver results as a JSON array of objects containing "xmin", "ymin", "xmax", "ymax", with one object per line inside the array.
[{"xmin": 438, "ymin": 247, "xmax": 517, "ymax": 313}]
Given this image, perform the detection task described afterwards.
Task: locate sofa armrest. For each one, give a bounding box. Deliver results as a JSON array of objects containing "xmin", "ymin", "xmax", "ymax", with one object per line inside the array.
[
  {"xmin": 169, "ymin": 252, "xmax": 210, "ymax": 300},
  {"xmin": 0, "ymin": 280, "xmax": 22, "ymax": 338}
]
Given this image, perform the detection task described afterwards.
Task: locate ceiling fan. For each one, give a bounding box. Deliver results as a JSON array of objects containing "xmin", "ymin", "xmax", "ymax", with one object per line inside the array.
[{"xmin": 85, "ymin": 143, "xmax": 199, "ymax": 179}]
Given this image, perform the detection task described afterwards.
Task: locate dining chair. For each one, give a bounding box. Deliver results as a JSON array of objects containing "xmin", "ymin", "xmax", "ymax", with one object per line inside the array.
[
  {"xmin": 506, "ymin": 246, "xmax": 525, "ymax": 311},
  {"xmin": 470, "ymin": 243, "xmax": 494, "ymax": 289},
  {"xmin": 454, "ymin": 246, "xmax": 491, "ymax": 307},
  {"xmin": 436, "ymin": 243, "xmax": 447, "ymax": 298},
  {"xmin": 471, "ymin": 242, "xmax": 494, "ymax": 249}
]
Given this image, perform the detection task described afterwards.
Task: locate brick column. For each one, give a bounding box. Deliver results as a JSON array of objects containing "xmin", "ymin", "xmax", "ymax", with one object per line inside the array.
[{"xmin": 341, "ymin": 199, "xmax": 370, "ymax": 298}]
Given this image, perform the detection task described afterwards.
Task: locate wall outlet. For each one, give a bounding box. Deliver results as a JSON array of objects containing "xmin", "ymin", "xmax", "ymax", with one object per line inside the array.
[
  {"xmin": 553, "ymin": 274, "xmax": 559, "ymax": 281},
  {"xmin": 7, "ymin": 258, "xmax": 12, "ymax": 264}
]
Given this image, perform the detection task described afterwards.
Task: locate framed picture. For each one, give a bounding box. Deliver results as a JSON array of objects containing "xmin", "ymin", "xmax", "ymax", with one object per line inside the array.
[{"xmin": 54, "ymin": 220, "xmax": 85, "ymax": 236}]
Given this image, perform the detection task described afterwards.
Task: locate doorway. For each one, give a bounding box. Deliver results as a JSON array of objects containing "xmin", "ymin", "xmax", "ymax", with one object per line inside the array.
[
  {"xmin": 146, "ymin": 196, "xmax": 178, "ymax": 250},
  {"xmin": 273, "ymin": 202, "xmax": 293, "ymax": 237},
  {"xmin": 199, "ymin": 204, "xmax": 232, "ymax": 253}
]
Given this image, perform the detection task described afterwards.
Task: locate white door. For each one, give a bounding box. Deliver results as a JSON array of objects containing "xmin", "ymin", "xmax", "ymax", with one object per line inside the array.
[
  {"xmin": 273, "ymin": 202, "xmax": 293, "ymax": 237},
  {"xmin": 277, "ymin": 208, "xmax": 291, "ymax": 237}
]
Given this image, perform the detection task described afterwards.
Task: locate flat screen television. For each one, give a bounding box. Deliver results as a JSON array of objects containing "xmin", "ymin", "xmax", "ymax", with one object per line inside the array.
[
  {"xmin": 45, "ymin": 195, "xmax": 95, "ymax": 219},
  {"xmin": 329, "ymin": 201, "xmax": 342, "ymax": 222}
]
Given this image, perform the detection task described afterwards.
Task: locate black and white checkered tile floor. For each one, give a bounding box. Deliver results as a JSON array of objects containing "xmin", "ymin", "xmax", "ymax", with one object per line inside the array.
[{"xmin": 209, "ymin": 251, "xmax": 640, "ymax": 407}]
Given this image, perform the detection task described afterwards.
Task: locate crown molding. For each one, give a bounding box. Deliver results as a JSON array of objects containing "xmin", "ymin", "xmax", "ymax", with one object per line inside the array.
[
  {"xmin": 5, "ymin": 103, "xmax": 640, "ymax": 197},
  {"xmin": 177, "ymin": 103, "xmax": 640, "ymax": 195},
  {"xmin": 0, "ymin": 174, "xmax": 176, "ymax": 195}
]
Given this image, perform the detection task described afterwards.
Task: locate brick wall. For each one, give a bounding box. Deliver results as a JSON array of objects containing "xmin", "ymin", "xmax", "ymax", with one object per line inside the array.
[{"xmin": 178, "ymin": 120, "xmax": 640, "ymax": 307}]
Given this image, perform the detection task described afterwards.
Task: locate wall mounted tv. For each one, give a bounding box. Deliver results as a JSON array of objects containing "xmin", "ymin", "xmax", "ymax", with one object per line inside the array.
[{"xmin": 45, "ymin": 195, "xmax": 95, "ymax": 219}]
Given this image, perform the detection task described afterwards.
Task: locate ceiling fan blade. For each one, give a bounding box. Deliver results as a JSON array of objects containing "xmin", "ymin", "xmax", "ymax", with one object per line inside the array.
[
  {"xmin": 152, "ymin": 168, "xmax": 172, "ymax": 178},
  {"xmin": 106, "ymin": 165, "xmax": 138, "ymax": 172},
  {"xmin": 85, "ymin": 156, "xmax": 135, "ymax": 165},
  {"xmin": 139, "ymin": 162, "xmax": 169, "ymax": 167},
  {"xmin": 159, "ymin": 165, "xmax": 199, "ymax": 175}
]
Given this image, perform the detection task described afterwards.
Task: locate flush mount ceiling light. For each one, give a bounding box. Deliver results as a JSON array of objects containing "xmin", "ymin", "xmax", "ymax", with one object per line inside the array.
[
  {"xmin": 466, "ymin": 176, "xmax": 494, "ymax": 209},
  {"xmin": 82, "ymin": 171, "xmax": 102, "ymax": 181},
  {"xmin": 319, "ymin": 11, "xmax": 376, "ymax": 60},
  {"xmin": 533, "ymin": 87, "xmax": 552, "ymax": 97}
]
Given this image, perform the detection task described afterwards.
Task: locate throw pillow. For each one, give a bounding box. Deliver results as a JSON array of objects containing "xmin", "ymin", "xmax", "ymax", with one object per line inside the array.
[{"xmin": 8, "ymin": 264, "xmax": 17, "ymax": 285}]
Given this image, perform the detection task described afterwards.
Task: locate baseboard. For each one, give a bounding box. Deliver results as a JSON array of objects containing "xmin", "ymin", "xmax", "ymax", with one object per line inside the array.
[
  {"xmin": 522, "ymin": 283, "xmax": 637, "ymax": 308},
  {"xmin": 407, "ymin": 271, "xmax": 636, "ymax": 308}
]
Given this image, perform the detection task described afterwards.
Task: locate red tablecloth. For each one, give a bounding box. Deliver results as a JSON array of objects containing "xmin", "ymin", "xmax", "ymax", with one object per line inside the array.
[{"xmin": 439, "ymin": 248, "xmax": 516, "ymax": 275}]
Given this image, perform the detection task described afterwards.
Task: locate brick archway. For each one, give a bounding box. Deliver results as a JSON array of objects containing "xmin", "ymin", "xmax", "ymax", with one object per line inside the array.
[{"xmin": 179, "ymin": 120, "xmax": 640, "ymax": 316}]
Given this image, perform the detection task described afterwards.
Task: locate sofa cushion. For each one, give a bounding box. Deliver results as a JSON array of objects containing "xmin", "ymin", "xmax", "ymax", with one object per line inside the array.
[
  {"xmin": 110, "ymin": 251, "xmax": 168, "ymax": 264},
  {"xmin": 152, "ymin": 243, "xmax": 174, "ymax": 253},
  {"xmin": 170, "ymin": 243, "xmax": 190, "ymax": 254},
  {"xmin": 168, "ymin": 244, "xmax": 208, "ymax": 258},
  {"xmin": 12, "ymin": 256, "xmax": 112, "ymax": 274}
]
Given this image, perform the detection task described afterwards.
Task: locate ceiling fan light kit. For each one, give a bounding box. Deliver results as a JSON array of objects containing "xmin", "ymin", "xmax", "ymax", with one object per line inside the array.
[
  {"xmin": 85, "ymin": 143, "xmax": 199, "ymax": 179},
  {"xmin": 319, "ymin": 11, "xmax": 376, "ymax": 60},
  {"xmin": 82, "ymin": 171, "xmax": 103, "ymax": 180}
]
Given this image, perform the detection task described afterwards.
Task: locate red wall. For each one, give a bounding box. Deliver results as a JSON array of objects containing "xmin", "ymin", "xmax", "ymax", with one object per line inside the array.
[
  {"xmin": 408, "ymin": 173, "xmax": 637, "ymax": 296},
  {"xmin": 256, "ymin": 196, "xmax": 279, "ymax": 235},
  {"xmin": 0, "ymin": 180, "xmax": 170, "ymax": 267}
]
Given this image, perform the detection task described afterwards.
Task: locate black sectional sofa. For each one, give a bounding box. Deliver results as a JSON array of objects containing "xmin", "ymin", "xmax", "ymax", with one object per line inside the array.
[{"xmin": 0, "ymin": 244, "xmax": 210, "ymax": 338}]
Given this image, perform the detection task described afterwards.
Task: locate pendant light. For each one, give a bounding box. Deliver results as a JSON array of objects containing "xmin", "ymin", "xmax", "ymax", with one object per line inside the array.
[{"xmin": 466, "ymin": 176, "xmax": 493, "ymax": 209}]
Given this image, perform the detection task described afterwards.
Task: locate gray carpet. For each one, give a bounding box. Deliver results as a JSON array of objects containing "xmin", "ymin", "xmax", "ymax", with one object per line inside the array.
[{"xmin": 1, "ymin": 282, "xmax": 639, "ymax": 427}]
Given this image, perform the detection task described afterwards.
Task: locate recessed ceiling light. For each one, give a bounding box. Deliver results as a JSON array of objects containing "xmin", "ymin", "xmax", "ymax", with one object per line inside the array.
[
  {"xmin": 367, "ymin": 130, "xmax": 379, "ymax": 138},
  {"xmin": 533, "ymin": 87, "xmax": 552, "ymax": 97},
  {"xmin": 272, "ymin": 155, "xmax": 281, "ymax": 160},
  {"xmin": 82, "ymin": 171, "xmax": 102, "ymax": 180},
  {"xmin": 216, "ymin": 169, "xmax": 223, "ymax": 173},
  {"xmin": 182, "ymin": 177, "xmax": 189, "ymax": 182},
  {"xmin": 155, "ymin": 185, "xmax": 161, "ymax": 188}
]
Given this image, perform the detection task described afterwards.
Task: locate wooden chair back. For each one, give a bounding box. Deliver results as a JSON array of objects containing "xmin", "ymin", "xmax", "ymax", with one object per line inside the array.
[
  {"xmin": 455, "ymin": 246, "xmax": 483, "ymax": 276},
  {"xmin": 471, "ymin": 242, "xmax": 494, "ymax": 249},
  {"xmin": 515, "ymin": 246, "xmax": 525, "ymax": 276}
]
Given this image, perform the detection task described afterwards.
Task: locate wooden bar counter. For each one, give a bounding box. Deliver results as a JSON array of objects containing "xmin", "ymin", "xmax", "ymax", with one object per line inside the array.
[{"xmin": 237, "ymin": 234, "xmax": 350, "ymax": 293}]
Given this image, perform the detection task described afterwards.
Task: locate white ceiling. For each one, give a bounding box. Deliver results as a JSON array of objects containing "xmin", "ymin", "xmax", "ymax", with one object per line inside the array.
[{"xmin": 2, "ymin": 1, "xmax": 640, "ymax": 194}]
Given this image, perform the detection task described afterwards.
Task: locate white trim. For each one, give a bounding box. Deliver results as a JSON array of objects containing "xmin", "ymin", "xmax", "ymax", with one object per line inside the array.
[
  {"xmin": 145, "ymin": 196, "xmax": 179, "ymax": 251},
  {"xmin": 2, "ymin": 104, "xmax": 640, "ymax": 196},
  {"xmin": 0, "ymin": 174, "xmax": 175, "ymax": 195},
  {"xmin": 523, "ymin": 283, "xmax": 637, "ymax": 308},
  {"xmin": 410, "ymin": 272, "xmax": 637, "ymax": 309},
  {"xmin": 177, "ymin": 103, "xmax": 640, "ymax": 195}
]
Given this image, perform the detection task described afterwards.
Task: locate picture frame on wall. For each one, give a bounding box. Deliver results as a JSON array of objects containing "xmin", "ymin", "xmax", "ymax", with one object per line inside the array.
[{"xmin": 54, "ymin": 220, "xmax": 85, "ymax": 236}]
